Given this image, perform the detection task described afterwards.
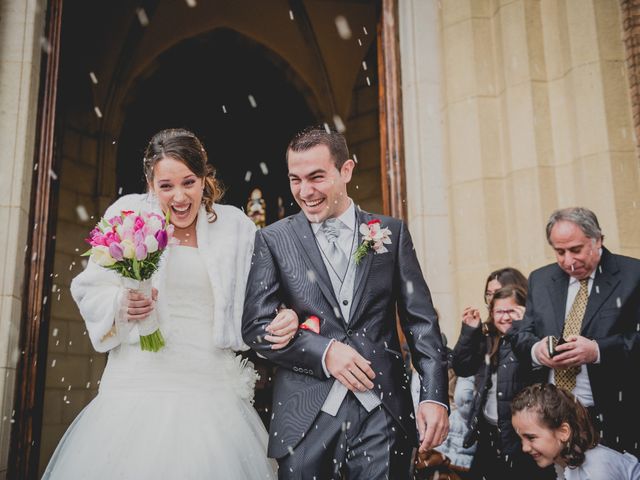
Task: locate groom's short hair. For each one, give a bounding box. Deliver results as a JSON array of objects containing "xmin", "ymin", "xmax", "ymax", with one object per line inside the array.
[{"xmin": 286, "ymin": 126, "xmax": 350, "ymax": 170}]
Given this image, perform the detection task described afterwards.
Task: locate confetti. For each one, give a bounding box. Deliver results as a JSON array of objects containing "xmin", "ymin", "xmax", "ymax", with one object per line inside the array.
[
  {"xmin": 406, "ymin": 281, "xmax": 414, "ymax": 295},
  {"xmin": 94, "ymin": 106, "xmax": 103, "ymax": 118},
  {"xmin": 259, "ymin": 162, "xmax": 269, "ymax": 175},
  {"xmin": 89, "ymin": 72, "xmax": 98, "ymax": 84},
  {"xmin": 335, "ymin": 15, "xmax": 352, "ymax": 39},
  {"xmin": 332, "ymin": 115, "xmax": 346, "ymax": 133},
  {"xmin": 76, "ymin": 205, "xmax": 89, "ymax": 222},
  {"xmin": 136, "ymin": 8, "xmax": 149, "ymax": 26},
  {"xmin": 40, "ymin": 37, "xmax": 52, "ymax": 54},
  {"xmin": 248, "ymin": 94, "xmax": 257, "ymax": 108},
  {"xmin": 244, "ymin": 171, "xmax": 252, "ymax": 182},
  {"xmin": 185, "ymin": 0, "xmax": 197, "ymax": 6},
  {"xmin": 289, "ymin": 9, "xmax": 294, "ymax": 20}
]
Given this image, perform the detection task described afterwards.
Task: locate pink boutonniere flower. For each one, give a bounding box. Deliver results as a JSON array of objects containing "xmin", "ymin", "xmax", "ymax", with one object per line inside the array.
[{"xmin": 353, "ymin": 219, "xmax": 392, "ymax": 264}]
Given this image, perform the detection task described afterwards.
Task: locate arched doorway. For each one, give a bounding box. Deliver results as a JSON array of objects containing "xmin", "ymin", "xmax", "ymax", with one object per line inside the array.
[
  {"xmin": 116, "ymin": 28, "xmax": 315, "ymax": 224},
  {"xmin": 115, "ymin": 28, "xmax": 318, "ymax": 426},
  {"xmin": 12, "ymin": 1, "xmax": 406, "ymax": 477}
]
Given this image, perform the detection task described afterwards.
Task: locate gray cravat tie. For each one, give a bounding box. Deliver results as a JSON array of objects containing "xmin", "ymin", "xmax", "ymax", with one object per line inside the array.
[{"xmin": 321, "ymin": 218, "xmax": 348, "ymax": 280}]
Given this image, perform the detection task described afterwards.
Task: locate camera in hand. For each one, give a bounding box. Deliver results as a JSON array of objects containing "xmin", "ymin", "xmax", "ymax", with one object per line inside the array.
[{"xmin": 547, "ymin": 336, "xmax": 566, "ymax": 358}]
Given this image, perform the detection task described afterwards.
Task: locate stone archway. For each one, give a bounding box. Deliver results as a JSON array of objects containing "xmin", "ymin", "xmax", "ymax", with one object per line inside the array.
[{"xmin": 11, "ymin": 1, "xmax": 406, "ymax": 478}]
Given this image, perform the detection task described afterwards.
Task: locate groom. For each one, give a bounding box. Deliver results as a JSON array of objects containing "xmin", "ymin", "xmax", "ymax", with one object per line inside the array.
[{"xmin": 242, "ymin": 126, "xmax": 449, "ymax": 479}]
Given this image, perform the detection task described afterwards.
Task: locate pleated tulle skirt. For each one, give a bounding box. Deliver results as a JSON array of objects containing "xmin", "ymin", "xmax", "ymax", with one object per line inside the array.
[{"xmin": 42, "ymin": 347, "xmax": 276, "ymax": 480}]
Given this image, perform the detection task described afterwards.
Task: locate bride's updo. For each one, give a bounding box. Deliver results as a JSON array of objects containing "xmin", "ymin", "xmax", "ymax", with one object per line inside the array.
[{"xmin": 143, "ymin": 128, "xmax": 224, "ymax": 222}]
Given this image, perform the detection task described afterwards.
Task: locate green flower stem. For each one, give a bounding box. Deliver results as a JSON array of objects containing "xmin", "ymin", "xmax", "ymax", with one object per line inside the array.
[
  {"xmin": 354, "ymin": 240, "xmax": 373, "ymax": 265},
  {"xmin": 140, "ymin": 329, "xmax": 165, "ymax": 352}
]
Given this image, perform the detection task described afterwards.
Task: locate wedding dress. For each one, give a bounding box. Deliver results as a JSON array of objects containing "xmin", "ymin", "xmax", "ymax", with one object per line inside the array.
[{"xmin": 43, "ymin": 246, "xmax": 276, "ymax": 479}]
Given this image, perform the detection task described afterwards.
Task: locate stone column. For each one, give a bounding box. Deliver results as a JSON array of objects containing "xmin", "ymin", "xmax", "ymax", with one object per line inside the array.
[
  {"xmin": 399, "ymin": 0, "xmax": 457, "ymax": 342},
  {"xmin": 0, "ymin": 0, "xmax": 46, "ymax": 476},
  {"xmin": 399, "ymin": 0, "xmax": 640, "ymax": 342}
]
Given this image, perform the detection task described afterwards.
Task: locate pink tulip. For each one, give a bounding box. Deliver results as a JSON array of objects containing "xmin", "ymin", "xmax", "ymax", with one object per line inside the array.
[
  {"xmin": 103, "ymin": 231, "xmax": 120, "ymax": 246},
  {"xmin": 135, "ymin": 242, "xmax": 147, "ymax": 260},
  {"xmin": 134, "ymin": 216, "xmax": 145, "ymax": 232},
  {"xmin": 86, "ymin": 228, "xmax": 107, "ymax": 246},
  {"xmin": 155, "ymin": 230, "xmax": 168, "ymax": 250},
  {"xmin": 134, "ymin": 229, "xmax": 145, "ymax": 244},
  {"xmin": 109, "ymin": 215, "xmax": 123, "ymax": 226},
  {"xmin": 109, "ymin": 242, "xmax": 124, "ymax": 261}
]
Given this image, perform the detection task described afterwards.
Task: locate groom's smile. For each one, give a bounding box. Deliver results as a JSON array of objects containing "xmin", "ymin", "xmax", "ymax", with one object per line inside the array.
[{"xmin": 287, "ymin": 144, "xmax": 355, "ymax": 223}]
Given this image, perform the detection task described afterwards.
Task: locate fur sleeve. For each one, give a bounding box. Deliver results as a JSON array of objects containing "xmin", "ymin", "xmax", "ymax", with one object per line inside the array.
[{"xmin": 69, "ymin": 194, "xmax": 147, "ymax": 352}]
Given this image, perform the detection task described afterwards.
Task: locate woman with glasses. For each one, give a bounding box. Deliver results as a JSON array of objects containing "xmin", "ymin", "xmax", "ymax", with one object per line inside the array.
[
  {"xmin": 483, "ymin": 267, "xmax": 528, "ymax": 306},
  {"xmin": 452, "ymin": 283, "xmax": 551, "ymax": 479}
]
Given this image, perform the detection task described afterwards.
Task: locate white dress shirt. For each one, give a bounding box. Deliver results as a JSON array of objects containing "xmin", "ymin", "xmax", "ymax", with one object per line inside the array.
[{"xmin": 531, "ymin": 269, "xmax": 599, "ymax": 407}]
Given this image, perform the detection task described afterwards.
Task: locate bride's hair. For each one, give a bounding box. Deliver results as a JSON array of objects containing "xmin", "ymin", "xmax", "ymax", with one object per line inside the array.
[{"xmin": 143, "ymin": 128, "xmax": 224, "ymax": 222}]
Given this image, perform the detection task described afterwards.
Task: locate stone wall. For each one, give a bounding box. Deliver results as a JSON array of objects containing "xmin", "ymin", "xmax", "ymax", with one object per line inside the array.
[
  {"xmin": 0, "ymin": 0, "xmax": 46, "ymax": 477},
  {"xmin": 400, "ymin": 0, "xmax": 640, "ymax": 341},
  {"xmin": 39, "ymin": 123, "xmax": 107, "ymax": 472}
]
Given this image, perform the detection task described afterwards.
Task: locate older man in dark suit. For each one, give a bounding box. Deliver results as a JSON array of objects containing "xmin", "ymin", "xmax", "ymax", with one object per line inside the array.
[
  {"xmin": 507, "ymin": 207, "xmax": 640, "ymax": 456},
  {"xmin": 242, "ymin": 126, "xmax": 449, "ymax": 479}
]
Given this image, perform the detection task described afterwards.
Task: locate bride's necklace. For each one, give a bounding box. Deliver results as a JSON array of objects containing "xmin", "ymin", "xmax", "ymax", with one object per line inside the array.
[{"xmin": 173, "ymin": 224, "xmax": 197, "ymax": 247}]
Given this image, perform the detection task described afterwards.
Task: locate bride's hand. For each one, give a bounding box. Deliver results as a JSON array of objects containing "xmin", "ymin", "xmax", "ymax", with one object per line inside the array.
[
  {"xmin": 126, "ymin": 288, "xmax": 158, "ymax": 321},
  {"xmin": 265, "ymin": 308, "xmax": 298, "ymax": 350}
]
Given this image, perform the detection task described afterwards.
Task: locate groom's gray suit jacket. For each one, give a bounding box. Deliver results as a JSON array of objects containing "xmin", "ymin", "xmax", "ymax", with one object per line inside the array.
[{"xmin": 242, "ymin": 209, "xmax": 449, "ymax": 459}]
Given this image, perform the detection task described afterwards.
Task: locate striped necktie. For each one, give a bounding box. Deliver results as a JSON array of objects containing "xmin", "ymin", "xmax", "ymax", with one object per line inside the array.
[{"xmin": 555, "ymin": 278, "xmax": 589, "ymax": 391}]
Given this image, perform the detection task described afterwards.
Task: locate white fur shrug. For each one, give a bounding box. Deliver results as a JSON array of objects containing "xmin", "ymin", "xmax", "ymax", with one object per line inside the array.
[{"xmin": 70, "ymin": 193, "xmax": 256, "ymax": 353}]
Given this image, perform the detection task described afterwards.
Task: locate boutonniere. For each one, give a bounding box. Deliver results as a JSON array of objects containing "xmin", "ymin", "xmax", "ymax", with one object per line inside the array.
[{"xmin": 354, "ymin": 219, "xmax": 392, "ymax": 264}]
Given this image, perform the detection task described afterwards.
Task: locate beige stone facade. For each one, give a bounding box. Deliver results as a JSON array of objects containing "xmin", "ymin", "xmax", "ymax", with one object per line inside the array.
[
  {"xmin": 1, "ymin": 0, "xmax": 640, "ymax": 476},
  {"xmin": 400, "ymin": 0, "xmax": 640, "ymax": 343}
]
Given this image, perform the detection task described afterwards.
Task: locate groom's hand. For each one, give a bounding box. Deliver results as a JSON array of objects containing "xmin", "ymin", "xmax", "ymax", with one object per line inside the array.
[
  {"xmin": 325, "ymin": 342, "xmax": 375, "ymax": 392},
  {"xmin": 416, "ymin": 402, "xmax": 449, "ymax": 453}
]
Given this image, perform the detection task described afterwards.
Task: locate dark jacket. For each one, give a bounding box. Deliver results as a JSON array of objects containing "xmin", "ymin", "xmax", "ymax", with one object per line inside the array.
[
  {"xmin": 242, "ymin": 209, "xmax": 449, "ymax": 459},
  {"xmin": 507, "ymin": 248, "xmax": 640, "ymax": 456},
  {"xmin": 452, "ymin": 323, "xmax": 542, "ymax": 455}
]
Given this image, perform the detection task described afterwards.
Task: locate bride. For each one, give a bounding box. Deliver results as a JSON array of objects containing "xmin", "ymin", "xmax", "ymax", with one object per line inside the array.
[{"xmin": 43, "ymin": 128, "xmax": 297, "ymax": 479}]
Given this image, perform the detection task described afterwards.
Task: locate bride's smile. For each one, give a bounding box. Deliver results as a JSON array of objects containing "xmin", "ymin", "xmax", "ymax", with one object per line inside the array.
[{"xmin": 149, "ymin": 157, "xmax": 204, "ymax": 230}]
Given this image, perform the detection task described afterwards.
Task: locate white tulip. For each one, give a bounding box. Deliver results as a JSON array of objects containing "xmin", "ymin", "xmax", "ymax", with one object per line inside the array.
[
  {"xmin": 144, "ymin": 235, "xmax": 158, "ymax": 253},
  {"xmin": 121, "ymin": 239, "xmax": 135, "ymax": 259},
  {"xmin": 91, "ymin": 245, "xmax": 116, "ymax": 266}
]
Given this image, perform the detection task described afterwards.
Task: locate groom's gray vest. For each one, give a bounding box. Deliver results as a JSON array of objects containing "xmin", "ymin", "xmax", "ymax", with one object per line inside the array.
[{"xmin": 314, "ymin": 220, "xmax": 381, "ymax": 415}]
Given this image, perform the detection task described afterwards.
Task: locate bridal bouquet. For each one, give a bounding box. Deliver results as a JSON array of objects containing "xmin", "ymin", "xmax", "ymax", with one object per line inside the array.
[{"xmin": 82, "ymin": 209, "xmax": 174, "ymax": 351}]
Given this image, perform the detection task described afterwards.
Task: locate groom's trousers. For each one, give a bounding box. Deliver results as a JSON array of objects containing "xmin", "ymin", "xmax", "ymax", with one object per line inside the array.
[{"xmin": 277, "ymin": 392, "xmax": 414, "ymax": 480}]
